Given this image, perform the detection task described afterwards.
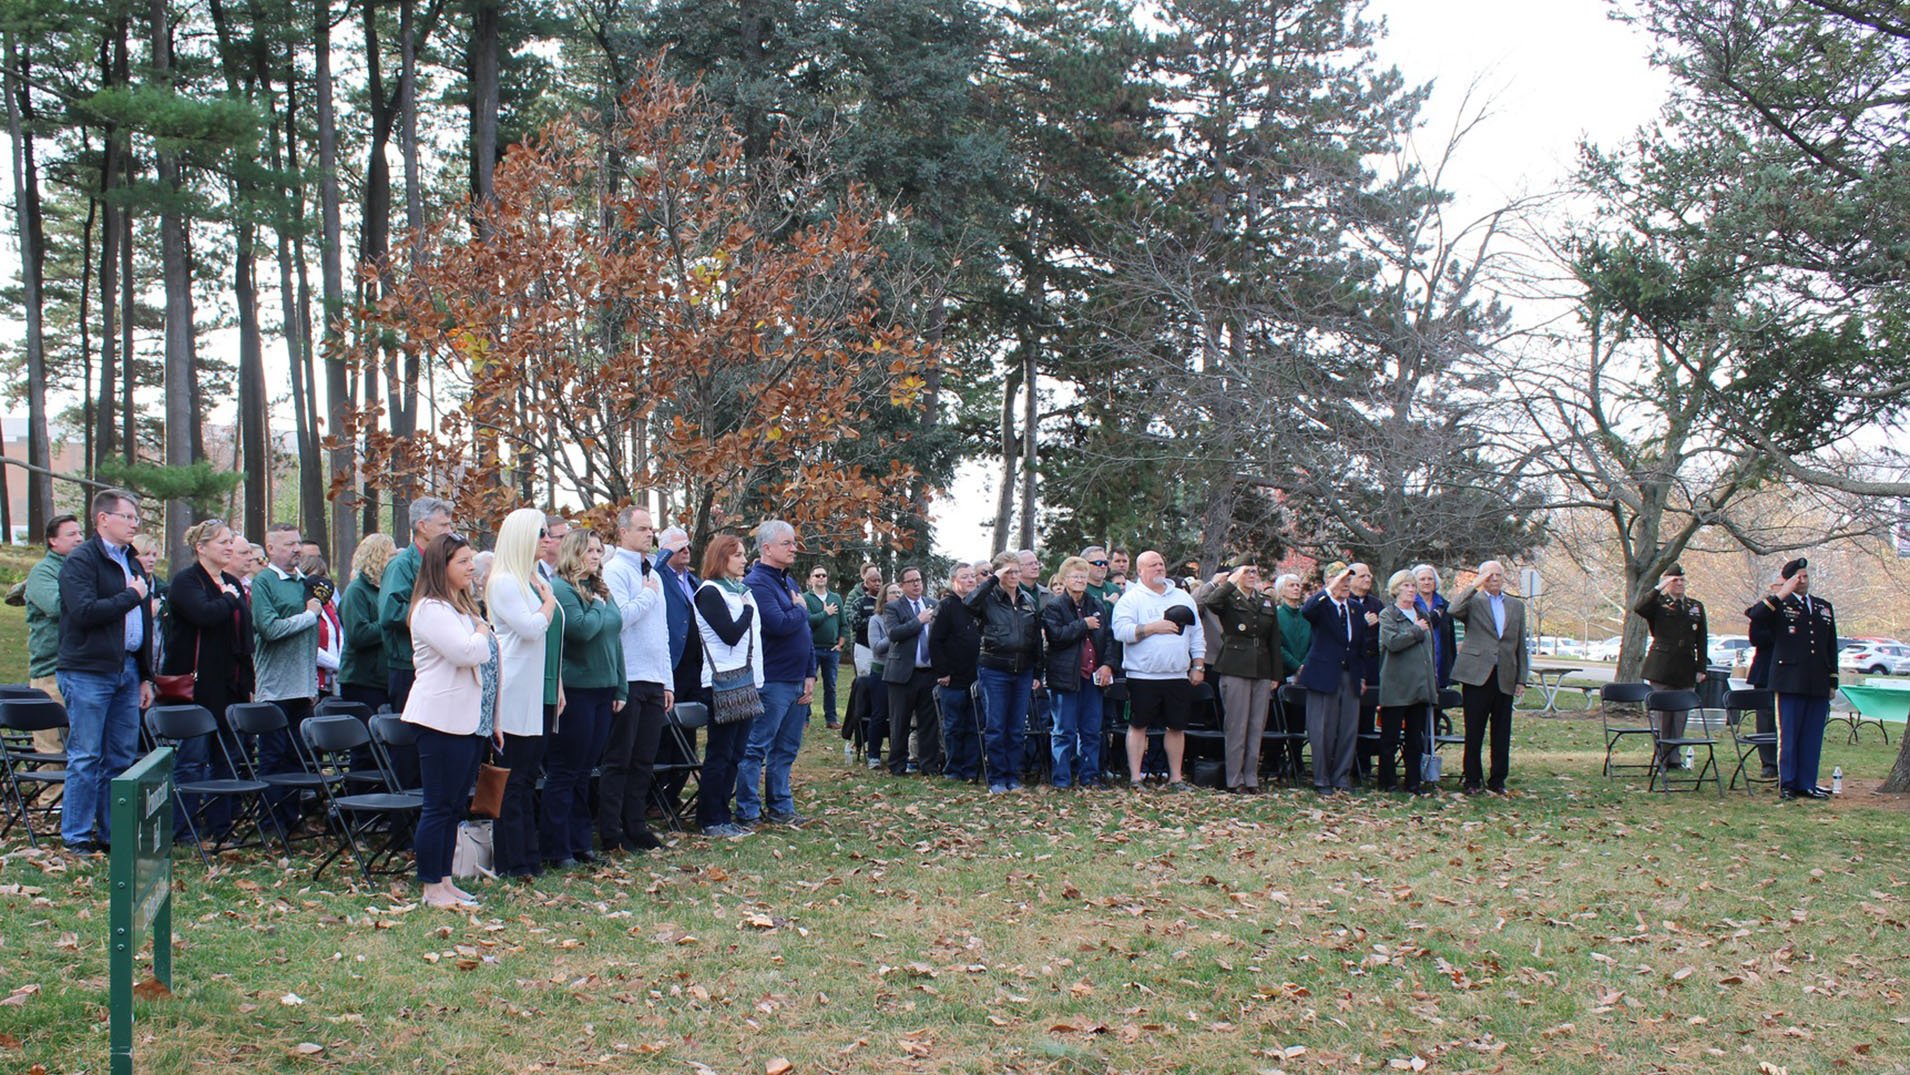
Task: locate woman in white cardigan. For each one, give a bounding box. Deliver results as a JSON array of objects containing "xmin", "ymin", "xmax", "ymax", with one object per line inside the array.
[
  {"xmin": 403, "ymin": 533, "xmax": 499, "ymax": 910},
  {"xmin": 484, "ymin": 509, "xmax": 560, "ymax": 879},
  {"xmin": 691, "ymin": 533, "xmax": 762, "ymax": 837}
]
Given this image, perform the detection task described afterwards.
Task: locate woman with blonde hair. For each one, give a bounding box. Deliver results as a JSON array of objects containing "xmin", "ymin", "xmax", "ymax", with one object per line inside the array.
[
  {"xmin": 339, "ymin": 533, "xmax": 397, "ymax": 712},
  {"xmin": 541, "ymin": 528, "xmax": 626, "ymax": 867},
  {"xmin": 485, "ymin": 508, "xmax": 561, "ymax": 878},
  {"xmin": 162, "ymin": 519, "xmax": 255, "ymax": 838}
]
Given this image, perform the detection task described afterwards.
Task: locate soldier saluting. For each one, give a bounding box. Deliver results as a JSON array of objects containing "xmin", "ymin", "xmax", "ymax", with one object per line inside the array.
[
  {"xmin": 1631, "ymin": 564, "xmax": 1708, "ymax": 772},
  {"xmin": 1745, "ymin": 558, "xmax": 1837, "ymax": 801}
]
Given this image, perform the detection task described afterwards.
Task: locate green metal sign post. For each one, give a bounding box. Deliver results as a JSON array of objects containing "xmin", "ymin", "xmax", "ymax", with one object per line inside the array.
[{"xmin": 109, "ymin": 747, "xmax": 174, "ymax": 1075}]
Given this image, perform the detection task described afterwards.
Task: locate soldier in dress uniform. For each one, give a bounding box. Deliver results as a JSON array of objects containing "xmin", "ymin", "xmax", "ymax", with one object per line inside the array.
[
  {"xmin": 1631, "ymin": 564, "xmax": 1708, "ymax": 771},
  {"xmin": 1744, "ymin": 558, "xmax": 1837, "ymax": 801}
]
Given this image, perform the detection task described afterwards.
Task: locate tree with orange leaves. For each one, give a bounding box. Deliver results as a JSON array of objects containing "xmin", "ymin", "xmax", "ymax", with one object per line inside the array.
[{"xmin": 346, "ymin": 63, "xmax": 937, "ymax": 547}]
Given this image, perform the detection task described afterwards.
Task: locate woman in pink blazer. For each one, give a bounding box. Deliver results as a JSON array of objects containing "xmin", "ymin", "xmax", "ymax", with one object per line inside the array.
[{"xmin": 402, "ymin": 533, "xmax": 500, "ymax": 910}]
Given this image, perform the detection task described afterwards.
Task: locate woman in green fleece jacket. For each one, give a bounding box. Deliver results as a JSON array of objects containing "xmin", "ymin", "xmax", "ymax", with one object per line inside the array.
[
  {"xmin": 338, "ymin": 533, "xmax": 396, "ymax": 712},
  {"xmin": 540, "ymin": 528, "xmax": 626, "ymax": 868}
]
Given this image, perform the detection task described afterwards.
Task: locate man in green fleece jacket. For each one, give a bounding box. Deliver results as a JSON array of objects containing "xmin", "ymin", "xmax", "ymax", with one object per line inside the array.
[
  {"xmin": 25, "ymin": 514, "xmax": 84, "ymax": 756},
  {"xmin": 377, "ymin": 497, "xmax": 454, "ymax": 711}
]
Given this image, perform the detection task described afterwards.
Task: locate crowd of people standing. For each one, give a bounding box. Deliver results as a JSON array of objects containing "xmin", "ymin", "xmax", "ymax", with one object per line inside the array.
[{"xmin": 20, "ymin": 487, "xmax": 1841, "ymax": 909}]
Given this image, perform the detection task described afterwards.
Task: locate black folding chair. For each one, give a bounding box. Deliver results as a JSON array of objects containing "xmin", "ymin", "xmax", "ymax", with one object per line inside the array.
[
  {"xmin": 227, "ymin": 701, "xmax": 339, "ymax": 841},
  {"xmin": 1645, "ymin": 689, "xmax": 1721, "ymax": 795},
  {"xmin": 144, "ymin": 704, "xmax": 286, "ymax": 865},
  {"xmin": 1271, "ymin": 683, "xmax": 1312, "ymax": 784},
  {"xmin": 300, "ymin": 714, "xmax": 422, "ymax": 880},
  {"xmin": 0, "ymin": 684, "xmax": 51, "ymax": 701},
  {"xmin": 1177, "ymin": 682, "xmax": 1224, "ymax": 785},
  {"xmin": 651, "ymin": 701, "xmax": 707, "ymax": 831},
  {"xmin": 0, "ymin": 698, "xmax": 68, "ymax": 847},
  {"xmin": 367, "ymin": 713, "xmax": 424, "ymax": 799},
  {"xmin": 1723, "ymin": 688, "xmax": 1779, "ymax": 794},
  {"xmin": 1260, "ymin": 685, "xmax": 1308, "ymax": 784},
  {"xmin": 1595, "ymin": 682, "xmax": 1656, "ymax": 777},
  {"xmin": 315, "ymin": 698, "xmax": 383, "ymax": 790},
  {"xmin": 1432, "ymin": 688, "xmax": 1465, "ymax": 753},
  {"xmin": 1355, "ymin": 684, "xmax": 1383, "ymax": 782}
]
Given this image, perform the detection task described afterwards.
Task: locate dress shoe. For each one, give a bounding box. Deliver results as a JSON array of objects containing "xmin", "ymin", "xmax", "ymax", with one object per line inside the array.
[
  {"xmin": 573, "ymin": 849, "xmax": 600, "ymax": 865},
  {"xmin": 1462, "ymin": 785, "xmax": 1484, "ymax": 796},
  {"xmin": 627, "ymin": 830, "xmax": 663, "ymax": 851},
  {"xmin": 1802, "ymin": 786, "xmax": 1832, "ymax": 800},
  {"xmin": 1778, "ymin": 789, "xmax": 1798, "ymax": 801},
  {"xmin": 1761, "ymin": 765, "xmax": 1780, "ymax": 779}
]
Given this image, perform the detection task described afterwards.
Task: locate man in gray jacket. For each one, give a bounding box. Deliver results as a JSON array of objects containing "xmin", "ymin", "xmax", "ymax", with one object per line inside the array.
[{"xmin": 1448, "ymin": 561, "xmax": 1529, "ymax": 795}]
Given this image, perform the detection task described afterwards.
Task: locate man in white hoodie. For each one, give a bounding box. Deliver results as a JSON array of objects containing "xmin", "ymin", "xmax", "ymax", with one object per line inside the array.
[
  {"xmin": 1112, "ymin": 550, "xmax": 1207, "ymax": 789},
  {"xmin": 600, "ymin": 505, "xmax": 672, "ymax": 852}
]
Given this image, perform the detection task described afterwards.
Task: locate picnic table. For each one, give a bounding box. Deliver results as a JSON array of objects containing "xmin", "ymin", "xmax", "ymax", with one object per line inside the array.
[
  {"xmin": 1834, "ymin": 683, "xmax": 1905, "ymax": 745},
  {"xmin": 1523, "ymin": 665, "xmax": 1582, "ymax": 715}
]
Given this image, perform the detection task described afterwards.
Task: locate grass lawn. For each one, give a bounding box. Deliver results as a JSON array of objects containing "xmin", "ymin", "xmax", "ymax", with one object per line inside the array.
[{"xmin": 4, "ymin": 662, "xmax": 1909, "ymax": 1072}]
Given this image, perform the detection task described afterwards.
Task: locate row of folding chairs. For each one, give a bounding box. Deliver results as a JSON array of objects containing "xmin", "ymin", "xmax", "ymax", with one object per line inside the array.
[
  {"xmin": 1597, "ymin": 682, "xmax": 1778, "ymax": 794},
  {"xmin": 0, "ymin": 686, "xmax": 67, "ymax": 846}
]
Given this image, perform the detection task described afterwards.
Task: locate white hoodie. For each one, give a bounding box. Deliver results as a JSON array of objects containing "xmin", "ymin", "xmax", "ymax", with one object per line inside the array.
[{"xmin": 1112, "ymin": 581, "xmax": 1206, "ymax": 680}]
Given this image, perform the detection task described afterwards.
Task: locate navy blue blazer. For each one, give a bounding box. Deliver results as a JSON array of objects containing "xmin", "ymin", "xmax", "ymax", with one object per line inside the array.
[
  {"xmin": 653, "ymin": 549, "xmax": 700, "ymax": 672},
  {"xmin": 1296, "ymin": 591, "xmax": 1367, "ymax": 693}
]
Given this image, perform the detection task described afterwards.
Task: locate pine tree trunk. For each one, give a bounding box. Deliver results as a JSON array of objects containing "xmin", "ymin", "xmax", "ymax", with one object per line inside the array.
[
  {"xmin": 4, "ymin": 35, "xmax": 54, "ymax": 536},
  {"xmin": 1017, "ymin": 343, "xmax": 1037, "ymax": 552},
  {"xmin": 95, "ymin": 47, "xmax": 120, "ymax": 473},
  {"xmin": 236, "ymin": 220, "xmax": 270, "ymax": 539},
  {"xmin": 148, "ymin": 0, "xmax": 196, "ymax": 565},
  {"xmin": 315, "ymin": 0, "xmax": 354, "ymax": 562},
  {"xmin": 992, "ymin": 364, "xmax": 1022, "ymax": 555},
  {"xmin": 360, "ymin": 2, "xmax": 396, "ymax": 533},
  {"xmin": 469, "ymin": 0, "xmax": 499, "ymax": 224}
]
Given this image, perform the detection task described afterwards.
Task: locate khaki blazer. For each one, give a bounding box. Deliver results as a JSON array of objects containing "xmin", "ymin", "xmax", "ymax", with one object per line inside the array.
[{"xmin": 1448, "ymin": 584, "xmax": 1529, "ymax": 694}]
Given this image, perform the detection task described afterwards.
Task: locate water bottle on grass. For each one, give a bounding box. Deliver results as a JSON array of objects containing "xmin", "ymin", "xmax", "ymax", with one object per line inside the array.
[{"xmin": 1832, "ymin": 766, "xmax": 1843, "ymax": 795}]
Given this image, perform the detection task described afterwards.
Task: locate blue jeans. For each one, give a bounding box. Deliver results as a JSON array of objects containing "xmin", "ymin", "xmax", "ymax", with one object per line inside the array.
[
  {"xmin": 978, "ymin": 667, "xmax": 1032, "ymax": 789},
  {"xmin": 814, "ymin": 649, "xmax": 841, "ymax": 723},
  {"xmin": 540, "ymin": 686, "xmax": 614, "ymax": 859},
  {"xmin": 1050, "ymin": 680, "xmax": 1103, "ymax": 787},
  {"xmin": 938, "ymin": 685, "xmax": 981, "ymax": 781},
  {"xmin": 57, "ymin": 657, "xmax": 143, "ymax": 847},
  {"xmin": 735, "ymin": 680, "xmax": 807, "ymax": 821},
  {"xmin": 414, "ymin": 727, "xmax": 482, "ymax": 883}
]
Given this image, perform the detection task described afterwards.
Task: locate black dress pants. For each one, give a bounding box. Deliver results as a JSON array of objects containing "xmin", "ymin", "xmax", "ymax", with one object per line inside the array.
[
  {"xmin": 1461, "ymin": 679, "xmax": 1514, "ymax": 791},
  {"xmin": 888, "ymin": 668, "xmax": 943, "ymax": 775},
  {"xmin": 598, "ymin": 681, "xmax": 667, "ymax": 849}
]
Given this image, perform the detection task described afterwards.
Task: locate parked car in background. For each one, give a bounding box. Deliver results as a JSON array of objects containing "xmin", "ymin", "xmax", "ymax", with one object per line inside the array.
[
  {"xmin": 1585, "ymin": 636, "xmax": 1623, "ymax": 662},
  {"xmin": 1711, "ymin": 636, "xmax": 1751, "ymax": 665},
  {"xmin": 1839, "ymin": 642, "xmax": 1910, "ymax": 676},
  {"xmin": 1534, "ymin": 635, "xmax": 1586, "ymax": 657}
]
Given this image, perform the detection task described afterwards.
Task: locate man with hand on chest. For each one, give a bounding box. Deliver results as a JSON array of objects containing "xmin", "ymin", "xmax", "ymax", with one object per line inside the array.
[{"xmin": 1746, "ymin": 557, "xmax": 1837, "ymax": 801}]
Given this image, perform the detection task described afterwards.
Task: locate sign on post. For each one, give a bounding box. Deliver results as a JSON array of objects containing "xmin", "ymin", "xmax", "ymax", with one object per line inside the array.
[
  {"xmin": 1518, "ymin": 567, "xmax": 1543, "ymax": 598},
  {"xmin": 110, "ymin": 747, "xmax": 174, "ymax": 1075}
]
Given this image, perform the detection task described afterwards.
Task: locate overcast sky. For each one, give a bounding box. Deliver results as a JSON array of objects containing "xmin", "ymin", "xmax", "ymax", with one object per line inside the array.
[{"xmin": 929, "ymin": 0, "xmax": 1676, "ymax": 559}]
